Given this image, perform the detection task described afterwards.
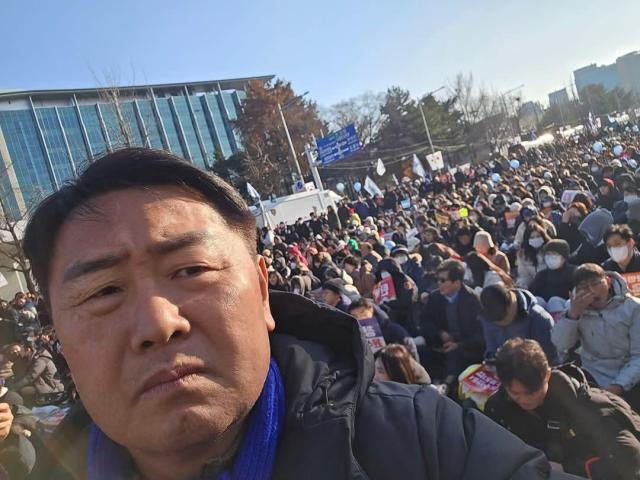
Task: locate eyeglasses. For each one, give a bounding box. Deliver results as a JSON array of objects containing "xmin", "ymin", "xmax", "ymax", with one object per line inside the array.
[{"xmin": 437, "ymin": 277, "xmax": 450, "ymax": 284}]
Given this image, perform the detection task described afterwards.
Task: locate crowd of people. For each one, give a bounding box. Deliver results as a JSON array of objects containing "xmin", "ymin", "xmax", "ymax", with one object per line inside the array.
[
  {"xmin": 256, "ymin": 123, "xmax": 640, "ymax": 478},
  {"xmin": 1, "ymin": 124, "xmax": 640, "ymax": 477}
]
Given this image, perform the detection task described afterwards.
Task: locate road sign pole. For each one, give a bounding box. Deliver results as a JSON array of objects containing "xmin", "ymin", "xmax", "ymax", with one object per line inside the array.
[
  {"xmin": 419, "ymin": 103, "xmax": 436, "ymax": 153},
  {"xmin": 278, "ymin": 102, "xmax": 303, "ymax": 181}
]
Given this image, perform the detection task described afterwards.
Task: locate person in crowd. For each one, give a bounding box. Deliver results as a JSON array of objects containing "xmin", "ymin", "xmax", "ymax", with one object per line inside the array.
[
  {"xmin": 348, "ymin": 299, "xmax": 430, "ymax": 384},
  {"xmin": 552, "ymin": 263, "xmax": 640, "ymax": 411},
  {"xmin": 374, "ymin": 257, "xmax": 417, "ymax": 329},
  {"xmin": 268, "ymin": 270, "xmax": 289, "ymax": 292},
  {"xmin": 516, "ymin": 221, "xmax": 551, "ymax": 289},
  {"xmin": 486, "ymin": 338, "xmax": 640, "ymax": 479},
  {"xmin": 373, "ymin": 344, "xmax": 430, "ymax": 385},
  {"xmin": 596, "ymin": 177, "xmax": 621, "ymax": 211},
  {"xmin": 452, "ymin": 227, "xmax": 475, "ymax": 257},
  {"xmin": 6, "ymin": 340, "xmax": 64, "ymax": 406},
  {"xmin": 391, "ymin": 245, "xmax": 422, "ymax": 285},
  {"xmin": 464, "ymin": 252, "xmax": 514, "ymax": 295},
  {"xmin": 570, "ymin": 209, "xmax": 613, "ymax": 266},
  {"xmin": 343, "ymin": 256, "xmax": 375, "ymax": 299},
  {"xmin": 473, "ymin": 230, "xmax": 510, "ymax": 274},
  {"xmin": 321, "ymin": 279, "xmax": 350, "ymax": 312},
  {"xmin": 603, "ymin": 223, "xmax": 640, "ymax": 274},
  {"xmin": 557, "ymin": 202, "xmax": 589, "ymax": 253},
  {"xmin": 359, "ymin": 241, "xmax": 382, "ymax": 271},
  {"xmin": 529, "ymin": 240, "xmax": 576, "ymax": 302},
  {"xmin": 24, "ymin": 149, "xmax": 557, "ymax": 479},
  {"xmin": 420, "ymin": 260, "xmax": 485, "ymax": 385},
  {"xmin": 480, "ymin": 284, "xmax": 558, "ymax": 363}
]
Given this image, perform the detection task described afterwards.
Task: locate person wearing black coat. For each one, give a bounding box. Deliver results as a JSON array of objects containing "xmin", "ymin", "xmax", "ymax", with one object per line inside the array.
[
  {"xmin": 375, "ymin": 258, "xmax": 417, "ymax": 334},
  {"xmin": 530, "ymin": 240, "xmax": 576, "ymax": 301},
  {"xmin": 32, "ymin": 292, "xmax": 575, "ymax": 480},
  {"xmin": 419, "ymin": 260, "xmax": 485, "ymax": 382},
  {"xmin": 327, "ymin": 205, "xmax": 342, "ymax": 231},
  {"xmin": 486, "ymin": 338, "xmax": 640, "ymax": 479}
]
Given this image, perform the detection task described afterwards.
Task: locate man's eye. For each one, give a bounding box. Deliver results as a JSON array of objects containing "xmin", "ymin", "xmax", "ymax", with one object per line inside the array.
[
  {"xmin": 173, "ymin": 266, "xmax": 209, "ymax": 279},
  {"xmin": 90, "ymin": 286, "xmax": 122, "ymax": 300}
]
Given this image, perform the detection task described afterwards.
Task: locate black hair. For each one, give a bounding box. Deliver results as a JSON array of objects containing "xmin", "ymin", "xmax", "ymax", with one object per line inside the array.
[
  {"xmin": 480, "ymin": 284, "xmax": 512, "ymax": 323},
  {"xmin": 23, "ymin": 148, "xmax": 256, "ymax": 301},
  {"xmin": 347, "ymin": 297, "xmax": 374, "ymax": 313},
  {"xmin": 495, "ymin": 338, "xmax": 550, "ymax": 392},
  {"xmin": 603, "ymin": 224, "xmax": 635, "ymax": 244},
  {"xmin": 436, "ymin": 259, "xmax": 465, "ymax": 283}
]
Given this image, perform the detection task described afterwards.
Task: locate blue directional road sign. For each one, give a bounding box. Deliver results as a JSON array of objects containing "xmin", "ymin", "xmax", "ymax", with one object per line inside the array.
[{"xmin": 316, "ymin": 124, "xmax": 361, "ymax": 165}]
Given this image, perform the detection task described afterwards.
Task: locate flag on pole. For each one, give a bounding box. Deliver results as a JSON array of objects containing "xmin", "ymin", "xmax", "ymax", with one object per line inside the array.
[
  {"xmin": 247, "ymin": 182, "xmax": 260, "ymax": 200},
  {"xmin": 376, "ymin": 158, "xmax": 386, "ymax": 176},
  {"xmin": 412, "ymin": 154, "xmax": 426, "ymax": 178},
  {"xmin": 364, "ymin": 176, "xmax": 383, "ymax": 197}
]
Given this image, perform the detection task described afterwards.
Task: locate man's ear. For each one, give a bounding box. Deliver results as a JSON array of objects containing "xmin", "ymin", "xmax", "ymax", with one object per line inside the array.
[{"xmin": 256, "ymin": 255, "xmax": 276, "ymax": 332}]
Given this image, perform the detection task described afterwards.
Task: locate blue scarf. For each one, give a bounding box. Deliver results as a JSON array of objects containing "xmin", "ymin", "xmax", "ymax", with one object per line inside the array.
[{"xmin": 88, "ymin": 359, "xmax": 285, "ymax": 480}]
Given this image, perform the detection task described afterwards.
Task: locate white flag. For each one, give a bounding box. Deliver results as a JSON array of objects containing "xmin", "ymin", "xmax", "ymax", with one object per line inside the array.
[
  {"xmin": 364, "ymin": 176, "xmax": 383, "ymax": 197},
  {"xmin": 412, "ymin": 154, "xmax": 426, "ymax": 178},
  {"xmin": 246, "ymin": 182, "xmax": 260, "ymax": 200},
  {"xmin": 392, "ymin": 174, "xmax": 400, "ymax": 186},
  {"xmin": 376, "ymin": 158, "xmax": 386, "ymax": 176},
  {"xmin": 425, "ymin": 151, "xmax": 444, "ymax": 170}
]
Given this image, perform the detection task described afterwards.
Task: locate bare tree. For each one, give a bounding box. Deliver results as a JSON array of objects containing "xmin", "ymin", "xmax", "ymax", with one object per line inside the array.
[
  {"xmin": 450, "ymin": 72, "xmax": 489, "ymax": 127},
  {"xmin": 327, "ymin": 92, "xmax": 386, "ymax": 146}
]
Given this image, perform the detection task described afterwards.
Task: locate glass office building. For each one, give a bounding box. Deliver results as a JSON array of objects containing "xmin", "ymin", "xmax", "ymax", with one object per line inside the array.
[{"xmin": 0, "ymin": 76, "xmax": 272, "ymax": 217}]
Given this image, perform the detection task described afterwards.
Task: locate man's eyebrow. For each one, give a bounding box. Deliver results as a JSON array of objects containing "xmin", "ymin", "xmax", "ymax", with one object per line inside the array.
[
  {"xmin": 148, "ymin": 231, "xmax": 216, "ymax": 256},
  {"xmin": 63, "ymin": 254, "xmax": 127, "ymax": 284}
]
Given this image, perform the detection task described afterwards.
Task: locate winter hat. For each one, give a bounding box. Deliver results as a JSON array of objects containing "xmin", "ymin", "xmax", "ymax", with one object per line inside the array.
[
  {"xmin": 542, "ymin": 239, "xmax": 570, "ymax": 259},
  {"xmin": 473, "ymin": 231, "xmax": 495, "ymax": 249},
  {"xmin": 579, "ymin": 209, "xmax": 614, "ymax": 245},
  {"xmin": 322, "ymin": 279, "xmax": 344, "ymax": 295}
]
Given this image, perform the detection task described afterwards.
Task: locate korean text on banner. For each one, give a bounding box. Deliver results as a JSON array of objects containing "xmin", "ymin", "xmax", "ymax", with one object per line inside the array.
[{"xmin": 357, "ymin": 317, "xmax": 387, "ymax": 353}]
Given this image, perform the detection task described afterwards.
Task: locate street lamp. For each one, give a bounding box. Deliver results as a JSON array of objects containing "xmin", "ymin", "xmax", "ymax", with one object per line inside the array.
[
  {"xmin": 278, "ymin": 91, "xmax": 309, "ymax": 181},
  {"xmin": 418, "ymin": 86, "xmax": 446, "ymax": 153}
]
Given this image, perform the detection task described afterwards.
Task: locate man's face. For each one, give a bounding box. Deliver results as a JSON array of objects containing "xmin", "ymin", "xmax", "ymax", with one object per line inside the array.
[
  {"xmin": 349, "ymin": 306, "xmax": 374, "ymax": 321},
  {"xmin": 47, "ymin": 187, "xmax": 275, "ymax": 457},
  {"xmin": 505, "ymin": 376, "xmax": 549, "ymax": 411},
  {"xmin": 576, "ymin": 276, "xmax": 611, "ymax": 310},
  {"xmin": 436, "ymin": 272, "xmax": 461, "ymax": 297},
  {"xmin": 322, "ymin": 289, "xmax": 341, "ymax": 307}
]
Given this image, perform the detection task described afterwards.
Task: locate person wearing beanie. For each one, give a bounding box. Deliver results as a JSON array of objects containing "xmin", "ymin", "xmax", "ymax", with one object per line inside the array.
[
  {"xmin": 602, "ymin": 224, "xmax": 640, "ymax": 275},
  {"xmin": 530, "ymin": 240, "xmax": 576, "ymax": 301},
  {"xmin": 473, "ymin": 230, "xmax": 510, "ymax": 274},
  {"xmin": 596, "ymin": 177, "xmax": 621, "ymax": 211}
]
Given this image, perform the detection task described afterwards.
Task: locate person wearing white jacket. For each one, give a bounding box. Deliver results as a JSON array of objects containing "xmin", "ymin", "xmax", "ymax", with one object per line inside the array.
[{"xmin": 552, "ymin": 263, "xmax": 640, "ymax": 411}]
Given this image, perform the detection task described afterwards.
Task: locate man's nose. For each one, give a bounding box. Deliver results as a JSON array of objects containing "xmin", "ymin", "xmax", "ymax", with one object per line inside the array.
[{"xmin": 130, "ymin": 294, "xmax": 191, "ymax": 353}]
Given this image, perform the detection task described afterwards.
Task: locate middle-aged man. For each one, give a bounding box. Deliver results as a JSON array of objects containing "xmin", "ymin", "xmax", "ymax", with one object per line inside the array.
[
  {"xmin": 24, "ymin": 148, "xmax": 573, "ymax": 479},
  {"xmin": 552, "ymin": 263, "xmax": 640, "ymax": 412}
]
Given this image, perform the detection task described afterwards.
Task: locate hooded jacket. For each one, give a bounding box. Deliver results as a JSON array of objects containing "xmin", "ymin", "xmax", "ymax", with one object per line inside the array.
[
  {"xmin": 482, "ymin": 289, "xmax": 559, "ymax": 363},
  {"xmin": 552, "ymin": 272, "xmax": 640, "ymax": 391},
  {"xmin": 29, "ymin": 292, "xmax": 576, "ymax": 480}
]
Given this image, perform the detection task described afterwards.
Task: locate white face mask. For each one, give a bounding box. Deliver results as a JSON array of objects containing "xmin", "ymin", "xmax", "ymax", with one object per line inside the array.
[
  {"xmin": 544, "ymin": 254, "xmax": 564, "ymax": 270},
  {"xmin": 529, "ymin": 237, "xmax": 545, "ymax": 249},
  {"xmin": 608, "ymin": 245, "xmax": 630, "ymax": 263}
]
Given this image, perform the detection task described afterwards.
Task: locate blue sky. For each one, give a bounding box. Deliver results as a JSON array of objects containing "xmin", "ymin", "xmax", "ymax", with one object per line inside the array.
[{"xmin": 2, "ymin": 0, "xmax": 640, "ymax": 109}]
